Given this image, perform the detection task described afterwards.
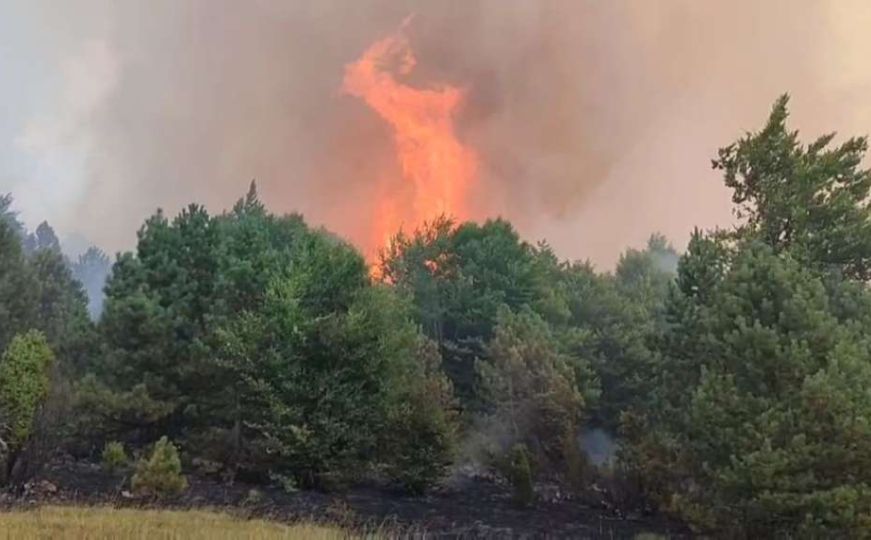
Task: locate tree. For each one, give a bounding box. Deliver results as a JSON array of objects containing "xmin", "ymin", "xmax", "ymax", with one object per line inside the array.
[
  {"xmin": 30, "ymin": 247, "xmax": 92, "ymax": 371},
  {"xmin": 651, "ymin": 229, "xmax": 733, "ymax": 404},
  {"xmin": 476, "ymin": 308, "xmax": 596, "ymax": 478},
  {"xmin": 0, "ymin": 220, "xmax": 38, "ymax": 353},
  {"xmin": 380, "ymin": 217, "xmax": 559, "ymax": 406},
  {"xmin": 621, "ymin": 96, "xmax": 871, "ymax": 535},
  {"xmin": 380, "ymin": 335, "xmax": 457, "ymax": 493},
  {"xmin": 28, "ymin": 221, "xmax": 60, "ymax": 253},
  {"xmin": 0, "ymin": 214, "xmax": 90, "ymax": 373},
  {"xmin": 93, "ymin": 185, "xmax": 312, "ymax": 447},
  {"xmin": 714, "ymin": 94, "xmax": 871, "ymax": 280},
  {"xmin": 640, "ymin": 243, "xmax": 871, "ymax": 534},
  {"xmin": 0, "ymin": 194, "xmax": 25, "ymax": 239},
  {"xmin": 92, "ymin": 186, "xmax": 456, "ymax": 491},
  {"xmin": 215, "ymin": 238, "xmax": 455, "ymax": 489},
  {"xmin": 131, "ymin": 436, "xmax": 188, "ymax": 497},
  {"xmin": 570, "ymin": 234, "xmax": 677, "ymax": 428},
  {"xmin": 614, "ymin": 234, "xmax": 678, "ymax": 304},
  {"xmin": 97, "ymin": 203, "xmax": 228, "ymax": 439},
  {"xmin": 0, "ymin": 331, "xmax": 54, "ymax": 483}
]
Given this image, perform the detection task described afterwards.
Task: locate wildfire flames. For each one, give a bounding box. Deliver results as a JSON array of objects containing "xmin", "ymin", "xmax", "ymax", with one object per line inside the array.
[{"xmin": 343, "ymin": 18, "xmax": 478, "ymax": 256}]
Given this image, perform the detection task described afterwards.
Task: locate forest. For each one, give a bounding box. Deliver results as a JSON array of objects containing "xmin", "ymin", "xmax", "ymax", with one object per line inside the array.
[{"xmin": 1, "ymin": 96, "xmax": 870, "ymax": 537}]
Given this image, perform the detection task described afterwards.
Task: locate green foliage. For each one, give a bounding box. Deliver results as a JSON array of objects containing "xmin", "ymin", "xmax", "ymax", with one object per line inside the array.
[
  {"xmin": 627, "ymin": 240, "xmax": 871, "ymax": 535},
  {"xmin": 131, "ymin": 436, "xmax": 188, "ymax": 498},
  {"xmin": 381, "ymin": 216, "xmax": 675, "ymax": 486},
  {"xmin": 96, "ymin": 185, "xmax": 308, "ymax": 442},
  {"xmin": 620, "ymin": 96, "xmax": 871, "ymax": 536},
  {"xmin": 477, "ymin": 308, "xmax": 594, "ymax": 478},
  {"xmin": 101, "ymin": 441, "xmax": 128, "ymax": 473},
  {"xmin": 0, "ymin": 219, "xmax": 38, "ymax": 353},
  {"xmin": 381, "ymin": 217, "xmax": 674, "ymax": 431},
  {"xmin": 73, "ymin": 375, "xmax": 177, "ymax": 447},
  {"xmin": 0, "ymin": 205, "xmax": 93, "ymax": 376},
  {"xmin": 380, "ymin": 337, "xmax": 457, "ymax": 493},
  {"xmin": 7, "ymin": 92, "xmax": 871, "ymax": 536},
  {"xmin": 0, "ymin": 331, "xmax": 54, "ymax": 452},
  {"xmin": 216, "ymin": 261, "xmax": 456, "ymax": 490},
  {"xmin": 268, "ymin": 472, "xmax": 298, "ymax": 494},
  {"xmin": 91, "ymin": 184, "xmax": 455, "ymax": 491},
  {"xmin": 714, "ymin": 94, "xmax": 871, "ymax": 280},
  {"xmin": 501, "ymin": 444, "xmax": 535, "ymax": 506},
  {"xmin": 244, "ymin": 255, "xmax": 390, "ymax": 484},
  {"xmin": 614, "ymin": 234, "xmax": 677, "ymax": 302},
  {"xmin": 0, "ymin": 194, "xmax": 24, "ymax": 236},
  {"xmin": 30, "ymin": 247, "xmax": 95, "ymax": 374},
  {"xmin": 380, "ymin": 217, "xmax": 559, "ymax": 405},
  {"xmin": 569, "ymin": 235, "xmax": 677, "ymax": 428},
  {"xmin": 28, "ymin": 221, "xmax": 60, "ymax": 253}
]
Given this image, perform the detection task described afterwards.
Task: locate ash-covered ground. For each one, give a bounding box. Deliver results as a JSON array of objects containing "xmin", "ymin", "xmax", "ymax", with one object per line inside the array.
[{"xmin": 1, "ymin": 457, "xmax": 690, "ymax": 539}]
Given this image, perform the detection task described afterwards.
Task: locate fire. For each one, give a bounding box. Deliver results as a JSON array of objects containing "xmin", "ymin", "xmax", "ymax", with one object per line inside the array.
[{"xmin": 343, "ymin": 18, "xmax": 477, "ymax": 256}]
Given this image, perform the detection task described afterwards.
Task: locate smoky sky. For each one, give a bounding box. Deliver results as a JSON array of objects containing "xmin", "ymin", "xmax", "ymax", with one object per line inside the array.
[{"xmin": 3, "ymin": 1, "xmax": 871, "ymax": 266}]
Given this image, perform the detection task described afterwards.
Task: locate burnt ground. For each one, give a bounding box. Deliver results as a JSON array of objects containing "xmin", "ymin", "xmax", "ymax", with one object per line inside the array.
[{"xmin": 0, "ymin": 458, "xmax": 691, "ymax": 539}]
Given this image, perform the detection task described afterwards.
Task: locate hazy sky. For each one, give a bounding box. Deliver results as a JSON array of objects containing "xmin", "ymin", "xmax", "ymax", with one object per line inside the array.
[{"xmin": 2, "ymin": 1, "xmax": 871, "ymax": 266}]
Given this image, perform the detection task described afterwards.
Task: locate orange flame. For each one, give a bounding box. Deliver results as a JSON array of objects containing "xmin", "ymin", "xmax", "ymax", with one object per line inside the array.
[{"xmin": 343, "ymin": 18, "xmax": 477, "ymax": 257}]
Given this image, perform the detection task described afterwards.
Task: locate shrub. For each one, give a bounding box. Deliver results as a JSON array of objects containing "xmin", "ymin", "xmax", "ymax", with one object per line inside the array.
[
  {"xmin": 562, "ymin": 431, "xmax": 590, "ymax": 490},
  {"xmin": 101, "ymin": 441, "xmax": 128, "ymax": 474},
  {"xmin": 267, "ymin": 472, "xmax": 297, "ymax": 494},
  {"xmin": 0, "ymin": 331, "xmax": 54, "ymax": 483},
  {"xmin": 131, "ymin": 437, "xmax": 188, "ymax": 498},
  {"xmin": 502, "ymin": 444, "xmax": 535, "ymax": 506},
  {"xmin": 72, "ymin": 376, "xmax": 176, "ymax": 450},
  {"xmin": 0, "ymin": 332, "xmax": 54, "ymax": 451},
  {"xmin": 242, "ymin": 488, "xmax": 267, "ymax": 506}
]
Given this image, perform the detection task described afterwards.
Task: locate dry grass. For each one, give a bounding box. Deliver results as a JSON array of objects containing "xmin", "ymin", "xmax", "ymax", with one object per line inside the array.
[{"xmin": 0, "ymin": 505, "xmax": 357, "ymax": 539}]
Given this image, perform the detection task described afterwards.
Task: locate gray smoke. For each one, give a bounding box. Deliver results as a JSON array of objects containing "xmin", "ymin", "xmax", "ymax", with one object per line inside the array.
[{"xmin": 5, "ymin": 1, "xmax": 871, "ymax": 266}]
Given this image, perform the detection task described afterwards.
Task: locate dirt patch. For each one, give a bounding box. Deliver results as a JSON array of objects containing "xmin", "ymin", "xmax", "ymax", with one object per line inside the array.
[{"xmin": 0, "ymin": 459, "xmax": 691, "ymax": 538}]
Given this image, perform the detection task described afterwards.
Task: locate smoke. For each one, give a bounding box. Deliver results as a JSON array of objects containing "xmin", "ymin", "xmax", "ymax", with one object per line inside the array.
[
  {"xmin": 5, "ymin": 1, "xmax": 871, "ymax": 266},
  {"xmin": 579, "ymin": 428, "xmax": 617, "ymax": 468}
]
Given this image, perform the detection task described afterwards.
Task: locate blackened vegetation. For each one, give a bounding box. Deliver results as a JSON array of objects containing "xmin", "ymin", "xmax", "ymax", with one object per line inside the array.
[
  {"xmin": 1, "ymin": 96, "xmax": 871, "ymax": 536},
  {"xmin": 3, "ymin": 458, "xmax": 688, "ymax": 538}
]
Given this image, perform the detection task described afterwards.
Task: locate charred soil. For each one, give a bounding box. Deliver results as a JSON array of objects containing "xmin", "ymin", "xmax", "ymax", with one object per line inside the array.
[{"xmin": 0, "ymin": 458, "xmax": 690, "ymax": 539}]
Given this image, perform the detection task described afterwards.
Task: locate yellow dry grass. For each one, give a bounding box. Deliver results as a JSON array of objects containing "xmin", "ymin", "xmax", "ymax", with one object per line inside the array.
[{"xmin": 0, "ymin": 505, "xmax": 357, "ymax": 539}]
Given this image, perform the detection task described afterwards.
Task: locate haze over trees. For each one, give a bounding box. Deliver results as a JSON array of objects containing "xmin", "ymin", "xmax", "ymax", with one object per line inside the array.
[
  {"xmin": 71, "ymin": 247, "xmax": 112, "ymax": 320},
  {"xmin": 0, "ymin": 95, "xmax": 869, "ymax": 536}
]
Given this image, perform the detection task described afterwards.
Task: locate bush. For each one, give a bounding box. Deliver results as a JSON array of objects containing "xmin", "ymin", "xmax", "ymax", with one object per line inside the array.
[
  {"xmin": 267, "ymin": 472, "xmax": 298, "ymax": 494},
  {"xmin": 131, "ymin": 437, "xmax": 188, "ymax": 498},
  {"xmin": 0, "ymin": 332, "xmax": 54, "ymax": 450},
  {"xmin": 0, "ymin": 331, "xmax": 54, "ymax": 483},
  {"xmin": 502, "ymin": 444, "xmax": 535, "ymax": 506},
  {"xmin": 101, "ymin": 441, "xmax": 128, "ymax": 474}
]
